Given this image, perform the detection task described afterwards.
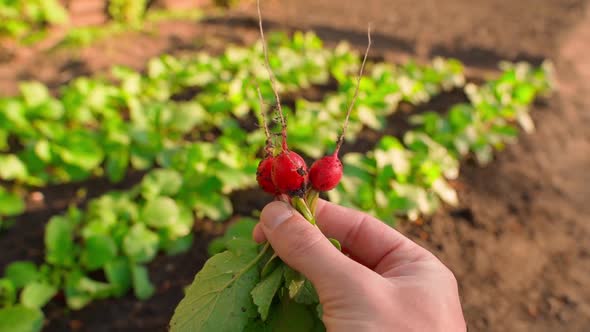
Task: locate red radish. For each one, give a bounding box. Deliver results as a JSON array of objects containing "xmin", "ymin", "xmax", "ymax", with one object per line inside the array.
[
  {"xmin": 271, "ymin": 151, "xmax": 308, "ymax": 197},
  {"xmin": 309, "ymin": 153, "xmax": 343, "ymax": 192},
  {"xmin": 309, "ymin": 28, "xmax": 371, "ymax": 192},
  {"xmin": 257, "ymin": 156, "xmax": 277, "ymax": 194}
]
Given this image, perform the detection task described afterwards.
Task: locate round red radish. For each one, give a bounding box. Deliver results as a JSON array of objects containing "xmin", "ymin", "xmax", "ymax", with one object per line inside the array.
[
  {"xmin": 271, "ymin": 151, "xmax": 308, "ymax": 197},
  {"xmin": 257, "ymin": 156, "xmax": 277, "ymax": 194},
  {"xmin": 309, "ymin": 154, "xmax": 343, "ymax": 192}
]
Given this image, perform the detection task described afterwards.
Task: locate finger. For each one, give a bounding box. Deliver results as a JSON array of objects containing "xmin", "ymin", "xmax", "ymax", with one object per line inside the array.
[
  {"xmin": 314, "ymin": 199, "xmax": 432, "ymax": 274},
  {"xmin": 252, "ymin": 222, "xmax": 266, "ymax": 243},
  {"xmin": 259, "ymin": 201, "xmax": 368, "ymax": 291}
]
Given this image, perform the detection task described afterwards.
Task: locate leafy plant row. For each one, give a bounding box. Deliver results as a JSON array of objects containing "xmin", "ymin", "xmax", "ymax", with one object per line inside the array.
[
  {"xmin": 0, "ymin": 32, "xmax": 464, "ymax": 227},
  {"xmin": 0, "ymin": 32, "xmax": 353, "ymax": 225},
  {"xmin": 328, "ymin": 61, "xmax": 553, "ymax": 222},
  {"xmin": 0, "ymin": 0, "xmax": 200, "ymax": 42},
  {"xmin": 0, "ymin": 0, "xmax": 67, "ymax": 40}
]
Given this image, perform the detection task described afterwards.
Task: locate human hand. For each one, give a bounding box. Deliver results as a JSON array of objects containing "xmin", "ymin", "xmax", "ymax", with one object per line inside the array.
[{"xmin": 253, "ymin": 199, "xmax": 466, "ymax": 332}]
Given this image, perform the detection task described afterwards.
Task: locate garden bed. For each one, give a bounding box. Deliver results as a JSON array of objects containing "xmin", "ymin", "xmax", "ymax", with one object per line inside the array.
[{"xmin": 1, "ymin": 1, "xmax": 589, "ymax": 331}]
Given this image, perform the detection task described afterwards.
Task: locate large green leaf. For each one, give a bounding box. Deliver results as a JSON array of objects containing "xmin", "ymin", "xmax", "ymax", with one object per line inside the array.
[
  {"xmin": 65, "ymin": 270, "xmax": 112, "ymax": 310},
  {"xmin": 163, "ymin": 102, "xmax": 207, "ymax": 134},
  {"xmin": 131, "ymin": 264, "xmax": 155, "ymax": 300},
  {"xmin": 123, "ymin": 224, "xmax": 159, "ymax": 263},
  {"xmin": 0, "ymin": 154, "xmax": 28, "ymax": 181},
  {"xmin": 0, "ymin": 278, "xmax": 16, "ymax": 307},
  {"xmin": 81, "ymin": 235, "xmax": 118, "ymax": 271},
  {"xmin": 170, "ymin": 248, "xmax": 261, "ymax": 332},
  {"xmin": 140, "ymin": 169, "xmax": 183, "ymax": 199},
  {"xmin": 0, "ymin": 305, "xmax": 43, "ymax": 332},
  {"xmin": 4, "ymin": 261, "xmax": 39, "ymax": 289},
  {"xmin": 0, "ymin": 189, "xmax": 25, "ymax": 216},
  {"xmin": 141, "ymin": 196, "xmax": 179, "ymax": 228},
  {"xmin": 19, "ymin": 81, "xmax": 50, "ymax": 108},
  {"xmin": 161, "ymin": 233, "xmax": 194, "ymax": 256},
  {"xmin": 207, "ymin": 218, "xmax": 257, "ymax": 256},
  {"xmin": 20, "ymin": 282, "xmax": 57, "ymax": 309},
  {"xmin": 284, "ymin": 267, "xmax": 319, "ymax": 305},
  {"xmin": 192, "ymin": 193, "xmax": 233, "ymax": 222},
  {"xmin": 104, "ymin": 257, "xmax": 132, "ymax": 297},
  {"xmin": 251, "ymin": 265, "xmax": 284, "ymax": 321},
  {"xmin": 56, "ymin": 131, "xmax": 104, "ymax": 171},
  {"xmin": 45, "ymin": 216, "xmax": 76, "ymax": 267},
  {"xmin": 105, "ymin": 147, "xmax": 129, "ymax": 183},
  {"xmin": 268, "ymin": 297, "xmax": 322, "ymax": 332}
]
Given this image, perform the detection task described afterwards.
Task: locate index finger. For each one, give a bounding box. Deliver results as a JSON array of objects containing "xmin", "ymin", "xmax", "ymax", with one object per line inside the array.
[{"xmin": 314, "ymin": 199, "xmax": 431, "ymax": 273}]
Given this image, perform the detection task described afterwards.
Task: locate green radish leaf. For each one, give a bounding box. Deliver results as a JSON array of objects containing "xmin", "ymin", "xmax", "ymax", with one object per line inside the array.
[
  {"xmin": 284, "ymin": 267, "xmax": 319, "ymax": 305},
  {"xmin": 0, "ymin": 278, "xmax": 16, "ymax": 307},
  {"xmin": 81, "ymin": 235, "xmax": 118, "ymax": 271},
  {"xmin": 268, "ymin": 297, "xmax": 321, "ymax": 332},
  {"xmin": 193, "ymin": 193, "xmax": 233, "ymax": 222},
  {"xmin": 224, "ymin": 238, "xmax": 258, "ymax": 256},
  {"xmin": 207, "ymin": 218, "xmax": 257, "ymax": 255},
  {"xmin": 45, "ymin": 216, "xmax": 76, "ymax": 267},
  {"xmin": 104, "ymin": 258, "xmax": 132, "ymax": 297},
  {"xmin": 131, "ymin": 264, "xmax": 155, "ymax": 300},
  {"xmin": 20, "ymin": 282, "xmax": 57, "ymax": 309},
  {"xmin": 65, "ymin": 270, "xmax": 112, "ymax": 310},
  {"xmin": 19, "ymin": 81, "xmax": 50, "ymax": 108},
  {"xmin": 207, "ymin": 238, "xmax": 227, "ymax": 257},
  {"xmin": 161, "ymin": 233, "xmax": 194, "ymax": 256},
  {"xmin": 243, "ymin": 318, "xmax": 271, "ymax": 332},
  {"xmin": 142, "ymin": 196, "xmax": 180, "ymax": 228},
  {"xmin": 328, "ymin": 238, "xmax": 342, "ymax": 251},
  {"xmin": 123, "ymin": 224, "xmax": 159, "ymax": 263},
  {"xmin": 251, "ymin": 265, "xmax": 284, "ymax": 321},
  {"xmin": 165, "ymin": 203, "xmax": 194, "ymax": 238},
  {"xmin": 170, "ymin": 248, "xmax": 261, "ymax": 332},
  {"xmin": 0, "ymin": 189, "xmax": 25, "ymax": 217},
  {"xmin": 105, "ymin": 147, "xmax": 129, "ymax": 183},
  {"xmin": 0, "ymin": 129, "xmax": 6, "ymax": 150},
  {"xmin": 4, "ymin": 261, "xmax": 39, "ymax": 289},
  {"xmin": 140, "ymin": 169, "xmax": 183, "ymax": 199},
  {"xmin": 56, "ymin": 131, "xmax": 104, "ymax": 171},
  {"xmin": 0, "ymin": 154, "xmax": 28, "ymax": 181},
  {"xmin": 165, "ymin": 102, "xmax": 207, "ymax": 134},
  {"xmin": 224, "ymin": 218, "xmax": 258, "ymax": 238},
  {"xmin": 0, "ymin": 305, "xmax": 44, "ymax": 332},
  {"xmin": 34, "ymin": 140, "xmax": 52, "ymax": 162}
]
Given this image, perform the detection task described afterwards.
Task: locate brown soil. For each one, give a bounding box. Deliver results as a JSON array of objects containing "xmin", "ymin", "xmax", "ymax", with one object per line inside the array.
[{"xmin": 1, "ymin": 0, "xmax": 589, "ymax": 331}]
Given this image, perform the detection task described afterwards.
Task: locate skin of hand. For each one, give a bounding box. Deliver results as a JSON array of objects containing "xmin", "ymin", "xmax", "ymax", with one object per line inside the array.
[{"xmin": 252, "ymin": 199, "xmax": 466, "ymax": 332}]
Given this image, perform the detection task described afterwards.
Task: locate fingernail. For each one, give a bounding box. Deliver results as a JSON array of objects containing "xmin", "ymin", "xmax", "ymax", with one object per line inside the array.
[{"xmin": 261, "ymin": 201, "xmax": 293, "ymax": 230}]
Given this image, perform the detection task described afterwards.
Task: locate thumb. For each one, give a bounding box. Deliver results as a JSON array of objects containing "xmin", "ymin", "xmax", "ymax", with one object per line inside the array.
[{"xmin": 259, "ymin": 201, "xmax": 364, "ymax": 292}]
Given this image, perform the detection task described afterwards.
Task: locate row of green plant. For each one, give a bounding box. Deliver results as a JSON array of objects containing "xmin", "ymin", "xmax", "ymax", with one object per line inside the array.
[
  {"xmin": 329, "ymin": 61, "xmax": 553, "ymax": 222},
  {"xmin": 0, "ymin": 0, "xmax": 67, "ymax": 41},
  {"xmin": 0, "ymin": 0, "xmax": 150, "ymax": 42},
  {"xmin": 0, "ymin": 32, "xmax": 464, "ymax": 228},
  {"xmin": 0, "ymin": 0, "xmax": 190, "ymax": 41},
  {"xmin": 0, "ymin": 0, "xmax": 250, "ymax": 46},
  {"xmin": 0, "ymin": 32, "xmax": 354, "ymax": 226}
]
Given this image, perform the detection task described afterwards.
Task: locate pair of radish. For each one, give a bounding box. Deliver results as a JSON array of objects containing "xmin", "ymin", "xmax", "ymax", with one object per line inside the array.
[
  {"xmin": 257, "ymin": 144, "xmax": 343, "ymax": 197},
  {"xmin": 254, "ymin": 4, "xmax": 370, "ymax": 202}
]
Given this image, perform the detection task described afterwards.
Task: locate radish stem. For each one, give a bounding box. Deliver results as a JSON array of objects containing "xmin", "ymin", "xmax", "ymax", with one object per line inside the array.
[
  {"xmin": 334, "ymin": 25, "xmax": 372, "ymax": 156},
  {"xmin": 255, "ymin": 83, "xmax": 274, "ymax": 155},
  {"xmin": 257, "ymin": 0, "xmax": 288, "ymax": 150}
]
